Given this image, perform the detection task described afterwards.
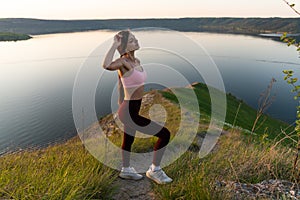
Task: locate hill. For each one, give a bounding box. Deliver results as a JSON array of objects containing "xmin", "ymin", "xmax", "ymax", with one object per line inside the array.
[
  {"xmin": 0, "ymin": 32, "xmax": 31, "ymax": 41},
  {"xmin": 0, "ymin": 83, "xmax": 297, "ymax": 199}
]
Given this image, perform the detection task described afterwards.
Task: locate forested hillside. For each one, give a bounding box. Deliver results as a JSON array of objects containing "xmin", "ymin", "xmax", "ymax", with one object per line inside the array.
[{"xmin": 0, "ymin": 17, "xmax": 299, "ymax": 35}]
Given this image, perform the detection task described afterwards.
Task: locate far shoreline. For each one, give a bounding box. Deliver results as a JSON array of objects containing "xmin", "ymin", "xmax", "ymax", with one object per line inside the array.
[
  {"xmin": 1, "ymin": 17, "xmax": 299, "ymax": 42},
  {"xmin": 1, "ymin": 28, "xmax": 289, "ymax": 43}
]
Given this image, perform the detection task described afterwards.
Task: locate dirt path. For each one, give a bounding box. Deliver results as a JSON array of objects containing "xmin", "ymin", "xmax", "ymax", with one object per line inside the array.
[{"xmin": 112, "ymin": 175, "xmax": 157, "ymax": 200}]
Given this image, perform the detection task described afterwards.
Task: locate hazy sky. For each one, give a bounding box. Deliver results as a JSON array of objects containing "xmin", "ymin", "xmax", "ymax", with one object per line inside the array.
[{"xmin": 1, "ymin": 0, "xmax": 299, "ymax": 19}]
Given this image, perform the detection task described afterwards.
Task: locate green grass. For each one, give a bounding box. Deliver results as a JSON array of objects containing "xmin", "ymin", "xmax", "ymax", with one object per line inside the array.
[
  {"xmin": 160, "ymin": 83, "xmax": 295, "ymax": 146},
  {"xmin": 0, "ymin": 137, "xmax": 117, "ymax": 199},
  {"xmin": 152, "ymin": 130, "xmax": 294, "ymax": 200}
]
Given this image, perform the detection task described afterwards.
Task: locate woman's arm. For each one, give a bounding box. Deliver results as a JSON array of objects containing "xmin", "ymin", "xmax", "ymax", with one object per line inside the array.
[
  {"xmin": 104, "ymin": 58, "xmax": 124, "ymax": 71},
  {"xmin": 102, "ymin": 34, "xmax": 122, "ymax": 70}
]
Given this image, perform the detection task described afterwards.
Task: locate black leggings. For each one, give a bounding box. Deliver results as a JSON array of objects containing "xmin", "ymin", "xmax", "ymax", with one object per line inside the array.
[{"xmin": 118, "ymin": 99, "xmax": 170, "ymax": 167}]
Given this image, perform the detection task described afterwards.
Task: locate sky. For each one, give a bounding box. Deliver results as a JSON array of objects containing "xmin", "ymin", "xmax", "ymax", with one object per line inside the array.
[{"xmin": 0, "ymin": 0, "xmax": 299, "ymax": 20}]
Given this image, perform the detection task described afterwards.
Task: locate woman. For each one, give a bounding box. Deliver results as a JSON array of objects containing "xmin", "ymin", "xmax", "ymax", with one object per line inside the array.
[{"xmin": 102, "ymin": 30, "xmax": 172, "ymax": 184}]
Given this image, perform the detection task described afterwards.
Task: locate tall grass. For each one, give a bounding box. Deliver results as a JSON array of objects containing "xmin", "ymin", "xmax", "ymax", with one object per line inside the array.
[
  {"xmin": 0, "ymin": 137, "xmax": 117, "ymax": 200},
  {"xmin": 152, "ymin": 130, "xmax": 294, "ymax": 199}
]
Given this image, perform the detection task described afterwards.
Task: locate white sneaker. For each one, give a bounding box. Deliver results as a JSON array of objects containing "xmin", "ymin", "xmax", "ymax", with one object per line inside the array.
[
  {"xmin": 119, "ymin": 167, "xmax": 143, "ymax": 180},
  {"xmin": 146, "ymin": 168, "xmax": 173, "ymax": 184}
]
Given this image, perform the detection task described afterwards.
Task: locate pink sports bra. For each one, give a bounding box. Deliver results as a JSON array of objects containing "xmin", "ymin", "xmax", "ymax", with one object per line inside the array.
[{"xmin": 120, "ymin": 67, "xmax": 147, "ymax": 88}]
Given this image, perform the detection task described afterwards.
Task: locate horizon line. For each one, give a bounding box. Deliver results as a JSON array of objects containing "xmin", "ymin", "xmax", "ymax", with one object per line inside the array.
[{"xmin": 1, "ymin": 16, "xmax": 300, "ymax": 21}]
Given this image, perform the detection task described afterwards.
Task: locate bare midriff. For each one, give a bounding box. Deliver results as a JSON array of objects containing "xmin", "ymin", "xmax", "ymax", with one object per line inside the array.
[{"xmin": 123, "ymin": 85, "xmax": 144, "ymax": 100}]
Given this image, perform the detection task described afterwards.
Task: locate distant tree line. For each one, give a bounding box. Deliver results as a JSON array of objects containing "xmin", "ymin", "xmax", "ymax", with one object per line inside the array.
[{"xmin": 0, "ymin": 17, "xmax": 299, "ymax": 36}]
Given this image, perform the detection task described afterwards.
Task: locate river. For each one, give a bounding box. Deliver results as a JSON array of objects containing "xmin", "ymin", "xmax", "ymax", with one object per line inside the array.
[{"xmin": 0, "ymin": 29, "xmax": 299, "ymax": 154}]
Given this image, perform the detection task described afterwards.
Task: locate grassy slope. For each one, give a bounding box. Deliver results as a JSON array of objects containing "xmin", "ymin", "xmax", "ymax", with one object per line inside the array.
[
  {"xmin": 152, "ymin": 131, "xmax": 294, "ymax": 200},
  {"xmin": 0, "ymin": 137, "xmax": 117, "ymax": 199},
  {"xmin": 155, "ymin": 83, "xmax": 296, "ymax": 199},
  {"xmin": 0, "ymin": 83, "xmax": 296, "ymax": 199},
  {"xmin": 161, "ymin": 83, "xmax": 295, "ymax": 145}
]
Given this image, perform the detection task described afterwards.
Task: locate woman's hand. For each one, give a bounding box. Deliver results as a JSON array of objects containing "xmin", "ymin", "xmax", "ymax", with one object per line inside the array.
[
  {"xmin": 102, "ymin": 33, "xmax": 123, "ymax": 70},
  {"xmin": 113, "ymin": 34, "xmax": 122, "ymax": 47}
]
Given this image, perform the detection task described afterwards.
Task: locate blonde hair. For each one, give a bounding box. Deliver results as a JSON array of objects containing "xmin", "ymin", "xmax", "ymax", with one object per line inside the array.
[{"xmin": 116, "ymin": 30, "xmax": 130, "ymax": 56}]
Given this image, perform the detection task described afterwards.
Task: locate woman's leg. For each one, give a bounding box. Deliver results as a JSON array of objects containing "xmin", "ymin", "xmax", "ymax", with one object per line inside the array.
[
  {"xmin": 151, "ymin": 126, "xmax": 170, "ymax": 165},
  {"xmin": 121, "ymin": 125, "xmax": 136, "ymax": 167},
  {"xmin": 118, "ymin": 99, "xmax": 170, "ymax": 166},
  {"xmin": 129, "ymin": 114, "xmax": 170, "ymax": 165}
]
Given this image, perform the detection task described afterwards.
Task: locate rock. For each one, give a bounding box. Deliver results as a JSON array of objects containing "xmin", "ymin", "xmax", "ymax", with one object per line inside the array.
[{"xmin": 215, "ymin": 179, "xmax": 300, "ymax": 199}]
